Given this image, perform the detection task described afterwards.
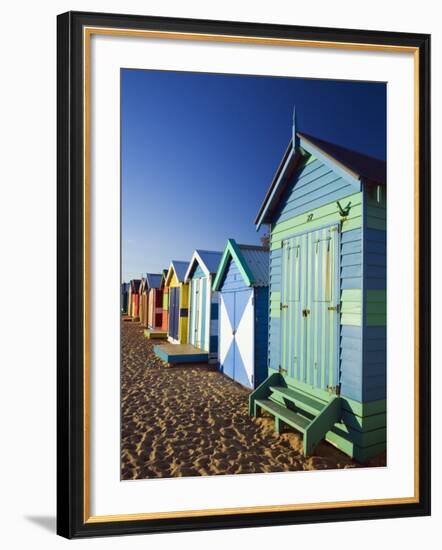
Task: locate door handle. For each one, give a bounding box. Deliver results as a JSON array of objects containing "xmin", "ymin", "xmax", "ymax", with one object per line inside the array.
[{"xmin": 302, "ymin": 308, "xmax": 310, "ymax": 317}]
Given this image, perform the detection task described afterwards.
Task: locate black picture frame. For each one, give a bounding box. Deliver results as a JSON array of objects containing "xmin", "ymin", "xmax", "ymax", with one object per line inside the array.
[{"xmin": 57, "ymin": 10, "xmax": 431, "ymax": 539}]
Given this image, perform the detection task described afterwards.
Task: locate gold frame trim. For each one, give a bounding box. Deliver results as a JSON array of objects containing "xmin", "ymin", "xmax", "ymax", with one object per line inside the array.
[{"xmin": 83, "ymin": 27, "xmax": 420, "ymax": 524}]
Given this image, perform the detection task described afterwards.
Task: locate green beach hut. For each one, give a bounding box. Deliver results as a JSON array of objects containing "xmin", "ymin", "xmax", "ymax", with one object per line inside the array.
[{"xmin": 249, "ymin": 111, "xmax": 386, "ymax": 461}]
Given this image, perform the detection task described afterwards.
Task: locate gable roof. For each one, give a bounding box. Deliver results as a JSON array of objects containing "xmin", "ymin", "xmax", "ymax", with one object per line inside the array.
[
  {"xmin": 160, "ymin": 269, "xmax": 168, "ymax": 289},
  {"xmin": 255, "ymin": 131, "xmax": 386, "ymax": 229},
  {"xmin": 139, "ymin": 278, "xmax": 148, "ymax": 293},
  {"xmin": 129, "ymin": 279, "xmax": 141, "ymax": 293},
  {"xmin": 212, "ymin": 239, "xmax": 269, "ymax": 291},
  {"xmin": 145, "ymin": 273, "xmax": 162, "ymax": 289},
  {"xmin": 165, "ymin": 260, "xmax": 189, "ymax": 286},
  {"xmin": 184, "ymin": 249, "xmax": 223, "ymax": 281},
  {"xmin": 299, "ymin": 132, "xmax": 386, "ymax": 185}
]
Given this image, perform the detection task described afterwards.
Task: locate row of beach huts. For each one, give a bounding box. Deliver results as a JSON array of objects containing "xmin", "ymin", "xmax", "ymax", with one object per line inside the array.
[
  {"xmin": 122, "ymin": 240, "xmax": 270, "ymax": 390},
  {"xmin": 122, "ymin": 112, "xmax": 387, "ymax": 461}
]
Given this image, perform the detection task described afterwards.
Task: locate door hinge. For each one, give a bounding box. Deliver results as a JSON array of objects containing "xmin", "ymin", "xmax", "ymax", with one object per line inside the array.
[
  {"xmin": 280, "ymin": 303, "xmax": 288, "ymax": 310},
  {"xmin": 327, "ymin": 384, "xmax": 341, "ymax": 396}
]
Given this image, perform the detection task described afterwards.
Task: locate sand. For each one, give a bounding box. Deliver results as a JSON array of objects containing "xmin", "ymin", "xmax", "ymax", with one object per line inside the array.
[{"xmin": 121, "ymin": 322, "xmax": 385, "ymax": 479}]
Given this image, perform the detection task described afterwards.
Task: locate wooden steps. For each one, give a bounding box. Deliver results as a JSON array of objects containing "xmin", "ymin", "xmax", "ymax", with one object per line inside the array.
[
  {"xmin": 153, "ymin": 343, "xmax": 209, "ymax": 365},
  {"xmin": 255, "ymin": 399, "xmax": 311, "ymax": 434},
  {"xmin": 144, "ymin": 329, "xmax": 167, "ymax": 340},
  {"xmin": 251, "ymin": 377, "xmax": 342, "ymax": 456},
  {"xmin": 269, "ymin": 386, "xmax": 323, "ymax": 417}
]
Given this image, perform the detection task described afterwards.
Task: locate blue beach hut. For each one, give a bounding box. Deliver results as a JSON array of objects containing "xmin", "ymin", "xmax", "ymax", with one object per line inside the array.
[
  {"xmin": 212, "ymin": 240, "xmax": 269, "ymax": 389},
  {"xmin": 249, "ymin": 111, "xmax": 386, "ymax": 460},
  {"xmin": 184, "ymin": 250, "xmax": 223, "ymax": 362},
  {"xmin": 121, "ymin": 282, "xmax": 129, "ymax": 314}
]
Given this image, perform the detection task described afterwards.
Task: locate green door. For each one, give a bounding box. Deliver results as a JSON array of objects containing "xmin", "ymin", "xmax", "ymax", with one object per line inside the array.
[{"xmin": 280, "ymin": 224, "xmax": 340, "ymax": 394}]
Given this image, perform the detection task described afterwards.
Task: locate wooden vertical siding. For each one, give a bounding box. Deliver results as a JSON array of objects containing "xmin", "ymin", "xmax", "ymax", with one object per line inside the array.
[
  {"xmin": 155, "ymin": 289, "xmax": 163, "ymax": 328},
  {"xmin": 209, "ymin": 290, "xmax": 219, "ymax": 355},
  {"xmin": 268, "ymin": 188, "xmax": 363, "ymax": 376},
  {"xmin": 279, "ymin": 225, "xmax": 340, "ymax": 390},
  {"xmin": 179, "ymin": 283, "xmax": 189, "ymax": 344},
  {"xmin": 165, "ymin": 268, "xmax": 189, "ymax": 344},
  {"xmin": 188, "ymin": 265, "xmax": 206, "ymax": 349},
  {"xmin": 139, "ymin": 284, "xmax": 144, "ymax": 325},
  {"xmin": 147, "ymin": 288, "xmax": 163, "ymax": 329},
  {"xmin": 254, "ymin": 286, "xmax": 269, "ymax": 387},
  {"xmin": 140, "ymin": 291, "xmax": 149, "ymax": 326},
  {"xmin": 218, "ymin": 258, "xmax": 254, "ymax": 388},
  {"xmin": 161, "ymin": 288, "xmax": 169, "ymax": 332},
  {"xmin": 132, "ymin": 294, "xmax": 139, "ymax": 319},
  {"xmin": 217, "ymin": 254, "xmax": 268, "ymax": 389},
  {"xmin": 147, "ymin": 288, "xmax": 154, "ymax": 328},
  {"xmin": 121, "ymin": 285, "xmax": 129, "ymax": 313},
  {"xmin": 127, "ymin": 280, "xmax": 141, "ymax": 319},
  {"xmin": 188, "ymin": 263, "xmax": 219, "ymax": 358},
  {"xmin": 127, "ymin": 288, "xmax": 132, "ymax": 317}
]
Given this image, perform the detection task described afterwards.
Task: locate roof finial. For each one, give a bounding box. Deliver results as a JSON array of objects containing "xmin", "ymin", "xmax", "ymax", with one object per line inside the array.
[{"xmin": 292, "ymin": 105, "xmax": 300, "ymax": 151}]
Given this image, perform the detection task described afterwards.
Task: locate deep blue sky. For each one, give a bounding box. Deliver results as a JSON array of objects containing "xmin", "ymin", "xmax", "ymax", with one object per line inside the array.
[{"xmin": 122, "ymin": 69, "xmax": 386, "ymax": 282}]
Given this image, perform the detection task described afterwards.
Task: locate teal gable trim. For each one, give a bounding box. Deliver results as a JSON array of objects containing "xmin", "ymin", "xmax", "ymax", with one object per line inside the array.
[{"xmin": 212, "ymin": 239, "xmax": 255, "ymax": 291}]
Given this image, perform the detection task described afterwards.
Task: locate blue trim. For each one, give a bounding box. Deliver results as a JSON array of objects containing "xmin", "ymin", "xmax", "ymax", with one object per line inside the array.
[
  {"xmin": 256, "ymin": 146, "xmax": 297, "ymax": 230},
  {"xmin": 209, "ymin": 335, "xmax": 218, "ymax": 354},
  {"xmin": 210, "ymin": 302, "xmax": 219, "ymax": 320}
]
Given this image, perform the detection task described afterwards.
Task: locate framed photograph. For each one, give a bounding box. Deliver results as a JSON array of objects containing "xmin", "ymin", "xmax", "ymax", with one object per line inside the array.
[{"xmin": 57, "ymin": 11, "xmax": 431, "ymax": 539}]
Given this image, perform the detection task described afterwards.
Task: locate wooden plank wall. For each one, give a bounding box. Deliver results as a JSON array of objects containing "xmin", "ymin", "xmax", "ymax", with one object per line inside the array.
[
  {"xmin": 363, "ymin": 185, "xmax": 387, "ymax": 402},
  {"xmin": 268, "ymin": 155, "xmax": 363, "ymax": 379}
]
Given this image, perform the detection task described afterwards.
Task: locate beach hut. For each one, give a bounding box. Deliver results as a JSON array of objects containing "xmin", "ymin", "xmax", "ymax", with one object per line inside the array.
[
  {"xmin": 154, "ymin": 261, "xmax": 210, "ymax": 365},
  {"xmin": 121, "ymin": 282, "xmax": 129, "ymax": 314},
  {"xmin": 184, "ymin": 250, "xmax": 223, "ymax": 362},
  {"xmin": 138, "ymin": 273, "xmax": 163, "ymax": 328},
  {"xmin": 127, "ymin": 279, "xmax": 141, "ymax": 319},
  {"xmin": 164, "ymin": 261, "xmax": 190, "ymax": 344},
  {"xmin": 249, "ymin": 111, "xmax": 386, "ymax": 461},
  {"xmin": 147, "ymin": 273, "xmax": 163, "ymax": 329},
  {"xmin": 160, "ymin": 269, "xmax": 169, "ymax": 332},
  {"xmin": 144, "ymin": 271, "xmax": 169, "ymax": 340},
  {"xmin": 138, "ymin": 277, "xmax": 150, "ymax": 326},
  {"xmin": 212, "ymin": 240, "xmax": 269, "ymax": 389}
]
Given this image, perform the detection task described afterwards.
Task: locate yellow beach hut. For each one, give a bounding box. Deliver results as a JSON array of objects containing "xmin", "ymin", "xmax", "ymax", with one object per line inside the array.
[
  {"xmin": 154, "ymin": 260, "xmax": 211, "ymax": 365},
  {"xmin": 138, "ymin": 277, "xmax": 149, "ymax": 327},
  {"xmin": 164, "ymin": 261, "xmax": 190, "ymax": 344}
]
